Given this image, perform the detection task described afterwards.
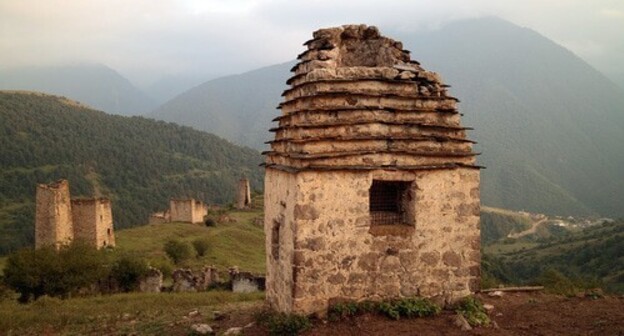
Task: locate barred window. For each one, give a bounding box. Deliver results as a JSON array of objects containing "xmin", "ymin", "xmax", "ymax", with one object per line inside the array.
[{"xmin": 369, "ymin": 180, "xmax": 412, "ymax": 226}]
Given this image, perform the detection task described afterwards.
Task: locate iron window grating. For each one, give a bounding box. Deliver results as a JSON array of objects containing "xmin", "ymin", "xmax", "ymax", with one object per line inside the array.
[{"xmin": 369, "ymin": 180, "xmax": 411, "ymax": 225}]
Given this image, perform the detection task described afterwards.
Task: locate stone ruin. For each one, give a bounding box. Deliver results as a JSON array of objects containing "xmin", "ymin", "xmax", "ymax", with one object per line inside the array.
[
  {"xmin": 169, "ymin": 198, "xmax": 208, "ymax": 224},
  {"xmin": 263, "ymin": 25, "xmax": 481, "ymax": 315},
  {"xmin": 235, "ymin": 177, "xmax": 252, "ymax": 209},
  {"xmin": 139, "ymin": 267, "xmax": 164, "ymax": 293},
  {"xmin": 172, "ymin": 266, "xmax": 220, "ymax": 292},
  {"xmin": 229, "ymin": 266, "xmax": 266, "ymax": 293},
  {"xmin": 35, "ymin": 179, "xmax": 116, "ymax": 249}
]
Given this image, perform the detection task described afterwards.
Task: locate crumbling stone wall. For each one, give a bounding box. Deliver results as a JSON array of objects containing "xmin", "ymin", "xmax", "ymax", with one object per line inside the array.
[
  {"xmin": 263, "ymin": 25, "xmax": 481, "ymax": 315},
  {"xmin": 170, "ymin": 198, "xmax": 207, "ymax": 224},
  {"xmin": 72, "ymin": 198, "xmax": 116, "ymax": 248},
  {"xmin": 35, "ymin": 180, "xmax": 73, "ymax": 248}
]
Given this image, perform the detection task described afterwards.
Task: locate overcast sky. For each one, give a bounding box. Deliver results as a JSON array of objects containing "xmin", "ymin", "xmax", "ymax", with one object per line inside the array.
[{"xmin": 1, "ymin": 0, "xmax": 622, "ymax": 86}]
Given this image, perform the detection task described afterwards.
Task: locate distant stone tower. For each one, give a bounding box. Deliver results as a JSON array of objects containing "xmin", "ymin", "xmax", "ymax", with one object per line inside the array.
[
  {"xmin": 235, "ymin": 178, "xmax": 252, "ymax": 209},
  {"xmin": 71, "ymin": 198, "xmax": 116, "ymax": 248},
  {"xmin": 170, "ymin": 198, "xmax": 207, "ymax": 224},
  {"xmin": 35, "ymin": 180, "xmax": 74, "ymax": 248},
  {"xmin": 263, "ymin": 25, "xmax": 481, "ymax": 315}
]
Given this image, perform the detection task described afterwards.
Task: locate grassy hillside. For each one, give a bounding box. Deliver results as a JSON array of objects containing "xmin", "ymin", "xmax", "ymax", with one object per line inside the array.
[
  {"xmin": 115, "ymin": 209, "xmax": 265, "ymax": 274},
  {"xmin": 0, "ymin": 91, "xmax": 263, "ymax": 254}
]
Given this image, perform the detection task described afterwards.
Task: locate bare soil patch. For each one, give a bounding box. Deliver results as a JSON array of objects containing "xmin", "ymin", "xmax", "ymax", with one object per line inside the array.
[{"xmin": 237, "ymin": 292, "xmax": 624, "ymax": 336}]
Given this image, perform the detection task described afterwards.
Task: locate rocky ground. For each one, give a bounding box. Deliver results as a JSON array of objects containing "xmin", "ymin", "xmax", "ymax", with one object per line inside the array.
[{"xmin": 214, "ymin": 292, "xmax": 624, "ymax": 335}]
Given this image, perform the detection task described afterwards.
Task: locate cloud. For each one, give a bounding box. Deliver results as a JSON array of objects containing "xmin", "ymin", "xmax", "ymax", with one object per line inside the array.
[{"xmin": 0, "ymin": 0, "xmax": 622, "ymax": 85}]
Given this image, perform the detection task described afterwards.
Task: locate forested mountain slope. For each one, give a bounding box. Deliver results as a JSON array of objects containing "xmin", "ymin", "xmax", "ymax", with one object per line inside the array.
[{"xmin": 0, "ymin": 91, "xmax": 263, "ymax": 253}]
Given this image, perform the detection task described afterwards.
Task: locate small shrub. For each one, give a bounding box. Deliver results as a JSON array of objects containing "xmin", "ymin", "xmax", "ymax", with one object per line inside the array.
[
  {"xmin": 110, "ymin": 255, "xmax": 149, "ymax": 292},
  {"xmin": 192, "ymin": 238, "xmax": 210, "ymax": 257},
  {"xmin": 204, "ymin": 217, "xmax": 216, "ymax": 227},
  {"xmin": 164, "ymin": 239, "xmax": 195, "ymax": 265},
  {"xmin": 328, "ymin": 301, "xmax": 360, "ymax": 321},
  {"xmin": 378, "ymin": 297, "xmax": 441, "ymax": 320},
  {"xmin": 456, "ymin": 296, "xmax": 490, "ymax": 327},
  {"xmin": 256, "ymin": 311, "xmax": 312, "ymax": 336}
]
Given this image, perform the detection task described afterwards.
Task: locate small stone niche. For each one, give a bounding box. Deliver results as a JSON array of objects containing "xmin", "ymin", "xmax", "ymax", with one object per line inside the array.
[{"xmin": 263, "ymin": 24, "xmax": 482, "ymax": 315}]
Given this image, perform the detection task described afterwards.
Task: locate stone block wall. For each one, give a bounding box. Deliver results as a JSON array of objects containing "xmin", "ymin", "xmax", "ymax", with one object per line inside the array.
[
  {"xmin": 35, "ymin": 180, "xmax": 73, "ymax": 248},
  {"xmin": 170, "ymin": 199, "xmax": 207, "ymax": 224},
  {"xmin": 265, "ymin": 168, "xmax": 480, "ymax": 314},
  {"xmin": 72, "ymin": 198, "xmax": 115, "ymax": 248}
]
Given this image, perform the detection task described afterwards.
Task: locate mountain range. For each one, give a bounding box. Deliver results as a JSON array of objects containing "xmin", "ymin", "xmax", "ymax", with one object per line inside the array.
[
  {"xmin": 151, "ymin": 18, "xmax": 624, "ymax": 218},
  {"xmin": 0, "ymin": 64, "xmax": 156, "ymax": 115}
]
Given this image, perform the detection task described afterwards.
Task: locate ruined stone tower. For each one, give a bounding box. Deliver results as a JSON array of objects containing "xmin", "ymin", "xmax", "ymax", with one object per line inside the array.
[
  {"xmin": 170, "ymin": 198, "xmax": 207, "ymax": 224},
  {"xmin": 263, "ymin": 25, "xmax": 481, "ymax": 314},
  {"xmin": 71, "ymin": 198, "xmax": 115, "ymax": 248},
  {"xmin": 35, "ymin": 180, "xmax": 116, "ymax": 249},
  {"xmin": 35, "ymin": 180, "xmax": 73, "ymax": 248},
  {"xmin": 235, "ymin": 177, "xmax": 252, "ymax": 209}
]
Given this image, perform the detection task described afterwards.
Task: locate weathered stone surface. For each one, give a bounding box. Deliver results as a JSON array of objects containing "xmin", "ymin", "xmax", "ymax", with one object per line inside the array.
[
  {"xmin": 294, "ymin": 204, "xmax": 320, "ymax": 220},
  {"xmin": 173, "ymin": 269, "xmax": 197, "ymax": 292},
  {"xmin": 443, "ymin": 251, "xmax": 462, "ymax": 267},
  {"xmin": 454, "ymin": 313, "xmax": 472, "ymax": 331},
  {"xmin": 190, "ymin": 323, "xmax": 213, "ymax": 335},
  {"xmin": 139, "ymin": 267, "xmax": 163, "ymax": 293},
  {"xmin": 420, "ymin": 251, "xmax": 440, "ymax": 266},
  {"xmin": 235, "ymin": 178, "xmax": 252, "ymax": 209}
]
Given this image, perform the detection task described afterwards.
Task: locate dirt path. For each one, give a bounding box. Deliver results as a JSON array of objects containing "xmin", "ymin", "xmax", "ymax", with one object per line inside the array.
[{"xmin": 507, "ymin": 218, "xmax": 548, "ymax": 239}]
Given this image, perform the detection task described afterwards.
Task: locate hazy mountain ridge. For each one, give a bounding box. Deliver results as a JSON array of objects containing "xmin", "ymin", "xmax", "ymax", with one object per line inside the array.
[
  {"xmin": 401, "ymin": 17, "xmax": 624, "ymax": 217},
  {"xmin": 151, "ymin": 18, "xmax": 624, "ymax": 218},
  {"xmin": 0, "ymin": 91, "xmax": 263, "ymax": 253},
  {"xmin": 151, "ymin": 62, "xmax": 293, "ymax": 148},
  {"xmin": 0, "ymin": 64, "xmax": 156, "ymax": 115}
]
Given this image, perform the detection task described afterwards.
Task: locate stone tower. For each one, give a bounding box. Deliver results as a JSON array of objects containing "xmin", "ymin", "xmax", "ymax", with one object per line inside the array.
[
  {"xmin": 263, "ymin": 25, "xmax": 481, "ymax": 315},
  {"xmin": 71, "ymin": 198, "xmax": 116, "ymax": 248},
  {"xmin": 35, "ymin": 180, "xmax": 74, "ymax": 248},
  {"xmin": 235, "ymin": 177, "xmax": 252, "ymax": 209}
]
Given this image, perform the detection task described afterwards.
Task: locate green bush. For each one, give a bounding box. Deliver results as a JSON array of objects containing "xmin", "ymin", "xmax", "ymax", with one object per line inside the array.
[
  {"xmin": 328, "ymin": 297, "xmax": 440, "ymax": 321},
  {"xmin": 110, "ymin": 255, "xmax": 149, "ymax": 292},
  {"xmin": 456, "ymin": 296, "xmax": 490, "ymax": 327},
  {"xmin": 164, "ymin": 239, "xmax": 194, "ymax": 265},
  {"xmin": 256, "ymin": 311, "xmax": 312, "ymax": 336},
  {"xmin": 192, "ymin": 238, "xmax": 210, "ymax": 257},
  {"xmin": 3, "ymin": 242, "xmax": 107, "ymax": 302},
  {"xmin": 378, "ymin": 297, "xmax": 441, "ymax": 320}
]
